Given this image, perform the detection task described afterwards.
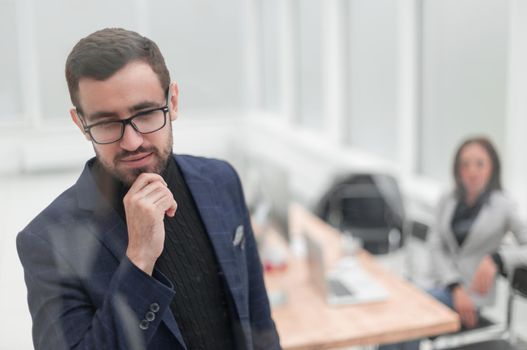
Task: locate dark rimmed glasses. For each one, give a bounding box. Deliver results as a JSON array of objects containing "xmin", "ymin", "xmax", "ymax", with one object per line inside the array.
[{"xmin": 78, "ymin": 92, "xmax": 170, "ymax": 145}]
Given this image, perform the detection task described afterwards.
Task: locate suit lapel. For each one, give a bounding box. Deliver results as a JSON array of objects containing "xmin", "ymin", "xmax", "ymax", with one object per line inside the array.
[
  {"xmin": 459, "ymin": 200, "xmax": 490, "ymax": 254},
  {"xmin": 443, "ymin": 193, "xmax": 493, "ymax": 254},
  {"xmin": 75, "ymin": 159, "xmax": 129, "ymax": 261},
  {"xmin": 174, "ymin": 155, "xmax": 244, "ymax": 318},
  {"xmin": 442, "ymin": 196, "xmax": 461, "ymax": 252},
  {"xmin": 75, "ymin": 159, "xmax": 186, "ymax": 347}
]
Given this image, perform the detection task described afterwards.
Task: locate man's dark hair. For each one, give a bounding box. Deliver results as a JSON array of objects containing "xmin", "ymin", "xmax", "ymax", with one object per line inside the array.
[
  {"xmin": 453, "ymin": 136, "xmax": 502, "ymax": 199},
  {"xmin": 65, "ymin": 28, "xmax": 170, "ymax": 109}
]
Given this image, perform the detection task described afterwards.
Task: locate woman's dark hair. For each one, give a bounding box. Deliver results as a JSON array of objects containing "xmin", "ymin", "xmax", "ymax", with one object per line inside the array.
[
  {"xmin": 453, "ymin": 136, "xmax": 502, "ymax": 198},
  {"xmin": 65, "ymin": 28, "xmax": 170, "ymax": 110}
]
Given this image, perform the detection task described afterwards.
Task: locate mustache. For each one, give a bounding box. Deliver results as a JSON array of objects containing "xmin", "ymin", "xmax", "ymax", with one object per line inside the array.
[{"xmin": 114, "ymin": 147, "xmax": 158, "ymax": 162}]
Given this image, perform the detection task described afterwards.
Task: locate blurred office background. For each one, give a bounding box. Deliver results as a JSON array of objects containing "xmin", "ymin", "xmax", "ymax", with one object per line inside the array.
[{"xmin": 2, "ymin": 0, "xmax": 527, "ymax": 348}]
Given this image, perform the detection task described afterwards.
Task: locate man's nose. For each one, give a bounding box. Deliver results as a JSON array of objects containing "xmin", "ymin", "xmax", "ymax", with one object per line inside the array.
[{"xmin": 119, "ymin": 124, "xmax": 143, "ymax": 151}]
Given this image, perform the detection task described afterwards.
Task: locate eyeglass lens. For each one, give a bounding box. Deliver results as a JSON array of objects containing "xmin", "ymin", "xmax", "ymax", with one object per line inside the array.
[{"xmin": 90, "ymin": 109, "xmax": 167, "ymax": 144}]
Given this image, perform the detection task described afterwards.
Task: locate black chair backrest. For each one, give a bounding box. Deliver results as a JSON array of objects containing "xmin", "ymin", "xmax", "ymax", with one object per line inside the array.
[
  {"xmin": 341, "ymin": 195, "xmax": 389, "ymax": 228},
  {"xmin": 316, "ymin": 173, "xmax": 403, "ymax": 231}
]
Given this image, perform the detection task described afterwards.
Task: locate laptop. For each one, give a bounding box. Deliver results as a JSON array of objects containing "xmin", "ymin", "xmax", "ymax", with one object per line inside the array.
[{"xmin": 304, "ymin": 233, "xmax": 389, "ymax": 305}]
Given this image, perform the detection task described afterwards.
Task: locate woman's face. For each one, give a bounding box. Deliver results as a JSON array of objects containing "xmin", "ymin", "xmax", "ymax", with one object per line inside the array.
[{"xmin": 458, "ymin": 142, "xmax": 493, "ymax": 198}]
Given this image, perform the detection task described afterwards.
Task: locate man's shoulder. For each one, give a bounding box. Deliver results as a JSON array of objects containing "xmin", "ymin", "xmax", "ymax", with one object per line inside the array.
[
  {"xmin": 174, "ymin": 154, "xmax": 238, "ymax": 179},
  {"xmin": 174, "ymin": 153, "xmax": 232, "ymax": 168},
  {"xmin": 18, "ymin": 183, "xmax": 81, "ymax": 242}
]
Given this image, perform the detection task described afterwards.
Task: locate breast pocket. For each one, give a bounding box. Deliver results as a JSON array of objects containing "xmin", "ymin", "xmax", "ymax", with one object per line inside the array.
[{"xmin": 232, "ymin": 224, "xmax": 249, "ymax": 289}]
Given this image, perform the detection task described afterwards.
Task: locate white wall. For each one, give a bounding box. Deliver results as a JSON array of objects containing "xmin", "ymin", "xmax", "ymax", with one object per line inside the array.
[
  {"xmin": 0, "ymin": 0, "xmax": 525, "ymax": 217},
  {"xmin": 505, "ymin": 0, "xmax": 527, "ymax": 213},
  {"xmin": 419, "ymin": 0, "xmax": 508, "ymax": 182},
  {"xmin": 0, "ymin": 0, "xmax": 22, "ymax": 122},
  {"xmin": 150, "ymin": 0, "xmax": 249, "ymax": 114},
  {"xmin": 296, "ymin": 0, "xmax": 324, "ymax": 131},
  {"xmin": 348, "ymin": 0, "xmax": 399, "ymax": 161},
  {"xmin": 0, "ymin": 0, "xmax": 251, "ymax": 174}
]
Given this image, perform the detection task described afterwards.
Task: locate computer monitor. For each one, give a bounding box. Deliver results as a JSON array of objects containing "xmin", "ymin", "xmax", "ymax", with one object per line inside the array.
[{"xmin": 243, "ymin": 156, "xmax": 290, "ymax": 241}]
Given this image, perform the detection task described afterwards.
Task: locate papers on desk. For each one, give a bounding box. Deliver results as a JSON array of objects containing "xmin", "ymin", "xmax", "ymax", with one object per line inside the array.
[
  {"xmin": 305, "ymin": 234, "xmax": 390, "ymax": 306},
  {"xmin": 327, "ymin": 257, "xmax": 390, "ymax": 305}
]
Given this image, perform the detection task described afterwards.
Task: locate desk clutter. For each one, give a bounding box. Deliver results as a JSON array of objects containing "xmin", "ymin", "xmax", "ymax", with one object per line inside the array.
[{"xmin": 260, "ymin": 203, "xmax": 459, "ymax": 349}]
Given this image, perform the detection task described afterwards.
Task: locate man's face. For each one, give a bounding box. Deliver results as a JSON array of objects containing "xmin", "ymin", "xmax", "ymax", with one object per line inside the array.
[{"xmin": 71, "ymin": 61, "xmax": 178, "ymax": 185}]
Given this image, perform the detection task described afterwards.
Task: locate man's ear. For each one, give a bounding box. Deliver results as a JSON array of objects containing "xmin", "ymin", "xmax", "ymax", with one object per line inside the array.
[
  {"xmin": 70, "ymin": 108, "xmax": 91, "ymax": 141},
  {"xmin": 169, "ymin": 82, "xmax": 179, "ymax": 121}
]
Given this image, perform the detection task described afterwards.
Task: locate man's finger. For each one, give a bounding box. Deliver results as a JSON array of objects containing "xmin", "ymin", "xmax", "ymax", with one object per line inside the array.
[
  {"xmin": 154, "ymin": 195, "xmax": 177, "ymax": 217},
  {"xmin": 167, "ymin": 199, "xmax": 177, "ymax": 217},
  {"xmin": 128, "ymin": 173, "xmax": 167, "ymax": 193},
  {"xmin": 144, "ymin": 187, "xmax": 171, "ymax": 205},
  {"xmin": 136, "ymin": 182, "xmax": 168, "ymax": 201}
]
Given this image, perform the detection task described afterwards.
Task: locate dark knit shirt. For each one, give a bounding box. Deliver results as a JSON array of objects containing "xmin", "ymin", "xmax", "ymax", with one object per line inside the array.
[{"xmin": 91, "ymin": 158, "xmax": 236, "ymax": 349}]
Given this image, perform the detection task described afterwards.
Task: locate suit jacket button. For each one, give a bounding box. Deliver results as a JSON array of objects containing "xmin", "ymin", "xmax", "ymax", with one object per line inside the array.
[
  {"xmin": 139, "ymin": 319, "xmax": 149, "ymax": 330},
  {"xmin": 150, "ymin": 303, "xmax": 160, "ymax": 313},
  {"xmin": 145, "ymin": 311, "xmax": 155, "ymax": 322}
]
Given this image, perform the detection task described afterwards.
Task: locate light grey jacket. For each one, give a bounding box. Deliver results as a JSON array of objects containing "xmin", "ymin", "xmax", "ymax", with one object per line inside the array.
[{"xmin": 428, "ymin": 190, "xmax": 527, "ymax": 306}]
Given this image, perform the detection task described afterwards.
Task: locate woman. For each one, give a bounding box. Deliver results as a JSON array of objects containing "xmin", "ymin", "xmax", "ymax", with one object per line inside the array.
[
  {"xmin": 382, "ymin": 137, "xmax": 527, "ymax": 350},
  {"xmin": 428, "ymin": 136, "xmax": 527, "ymax": 328}
]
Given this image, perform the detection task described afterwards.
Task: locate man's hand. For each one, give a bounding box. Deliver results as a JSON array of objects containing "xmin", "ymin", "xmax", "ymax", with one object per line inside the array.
[
  {"xmin": 452, "ymin": 285, "xmax": 478, "ymax": 328},
  {"xmin": 123, "ymin": 173, "xmax": 177, "ymax": 275},
  {"xmin": 471, "ymin": 255, "xmax": 497, "ymax": 296}
]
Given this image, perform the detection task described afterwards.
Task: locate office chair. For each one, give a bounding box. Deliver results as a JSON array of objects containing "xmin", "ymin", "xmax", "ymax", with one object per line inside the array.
[
  {"xmin": 316, "ymin": 173, "xmax": 405, "ymax": 255},
  {"xmin": 433, "ymin": 266, "xmax": 527, "ymax": 350}
]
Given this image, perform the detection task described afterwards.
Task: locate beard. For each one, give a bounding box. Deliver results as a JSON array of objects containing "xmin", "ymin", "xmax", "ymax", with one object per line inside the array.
[{"xmin": 94, "ymin": 132, "xmax": 173, "ymax": 186}]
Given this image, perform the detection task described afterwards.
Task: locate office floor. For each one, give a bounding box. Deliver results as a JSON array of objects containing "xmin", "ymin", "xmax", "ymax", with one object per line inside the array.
[{"xmin": 1, "ymin": 170, "xmax": 526, "ymax": 349}]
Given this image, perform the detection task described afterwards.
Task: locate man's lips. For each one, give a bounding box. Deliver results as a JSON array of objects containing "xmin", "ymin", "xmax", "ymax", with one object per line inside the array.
[{"xmin": 119, "ymin": 152, "xmax": 153, "ymax": 167}]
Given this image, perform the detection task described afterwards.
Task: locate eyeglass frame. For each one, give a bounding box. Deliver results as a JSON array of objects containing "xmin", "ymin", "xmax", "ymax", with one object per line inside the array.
[{"xmin": 76, "ymin": 89, "xmax": 171, "ymax": 145}]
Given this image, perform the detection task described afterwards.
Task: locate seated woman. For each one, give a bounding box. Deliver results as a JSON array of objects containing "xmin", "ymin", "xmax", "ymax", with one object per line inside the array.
[{"xmin": 381, "ymin": 136, "xmax": 527, "ymax": 350}]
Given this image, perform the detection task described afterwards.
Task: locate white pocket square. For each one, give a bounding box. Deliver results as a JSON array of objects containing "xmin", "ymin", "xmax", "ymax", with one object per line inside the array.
[{"xmin": 233, "ymin": 225, "xmax": 245, "ymax": 248}]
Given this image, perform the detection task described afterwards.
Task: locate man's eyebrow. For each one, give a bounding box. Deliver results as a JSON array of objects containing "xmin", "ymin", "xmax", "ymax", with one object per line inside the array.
[
  {"xmin": 86, "ymin": 100, "xmax": 164, "ymax": 123},
  {"xmin": 86, "ymin": 111, "xmax": 119, "ymax": 123},
  {"xmin": 130, "ymin": 100, "xmax": 164, "ymax": 112}
]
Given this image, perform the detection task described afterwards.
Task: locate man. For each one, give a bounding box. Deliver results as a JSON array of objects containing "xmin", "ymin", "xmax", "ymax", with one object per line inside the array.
[{"xmin": 16, "ymin": 28, "xmax": 280, "ymax": 350}]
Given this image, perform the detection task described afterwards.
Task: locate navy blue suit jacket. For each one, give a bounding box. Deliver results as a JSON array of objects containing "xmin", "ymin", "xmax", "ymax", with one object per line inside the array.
[{"xmin": 17, "ymin": 155, "xmax": 280, "ymax": 349}]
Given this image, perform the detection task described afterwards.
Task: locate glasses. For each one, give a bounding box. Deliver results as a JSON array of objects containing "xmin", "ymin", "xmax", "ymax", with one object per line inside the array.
[{"xmin": 79, "ymin": 98, "xmax": 170, "ymax": 145}]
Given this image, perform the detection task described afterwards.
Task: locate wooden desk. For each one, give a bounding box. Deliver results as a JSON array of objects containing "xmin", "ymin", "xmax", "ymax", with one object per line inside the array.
[{"xmin": 263, "ymin": 203, "xmax": 459, "ymax": 349}]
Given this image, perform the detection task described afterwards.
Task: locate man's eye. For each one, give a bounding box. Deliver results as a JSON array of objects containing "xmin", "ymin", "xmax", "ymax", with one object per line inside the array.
[
  {"xmin": 136, "ymin": 110, "xmax": 157, "ymax": 118},
  {"xmin": 96, "ymin": 122, "xmax": 121, "ymax": 131}
]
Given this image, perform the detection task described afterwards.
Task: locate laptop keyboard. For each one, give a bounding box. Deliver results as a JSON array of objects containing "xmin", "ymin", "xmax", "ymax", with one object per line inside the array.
[{"xmin": 328, "ymin": 279, "xmax": 354, "ymax": 297}]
